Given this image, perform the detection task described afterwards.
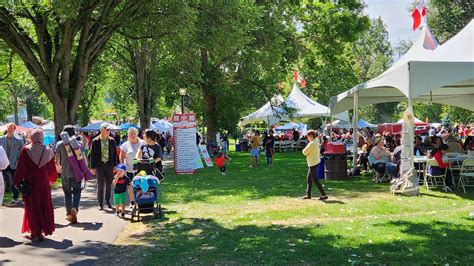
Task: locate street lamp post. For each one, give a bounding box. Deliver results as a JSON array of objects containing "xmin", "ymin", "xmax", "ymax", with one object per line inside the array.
[{"xmin": 179, "ymin": 88, "xmax": 187, "ymax": 114}]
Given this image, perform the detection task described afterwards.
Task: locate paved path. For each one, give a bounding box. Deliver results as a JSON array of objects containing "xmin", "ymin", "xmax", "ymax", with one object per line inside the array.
[{"xmin": 0, "ymin": 179, "xmax": 128, "ymax": 265}]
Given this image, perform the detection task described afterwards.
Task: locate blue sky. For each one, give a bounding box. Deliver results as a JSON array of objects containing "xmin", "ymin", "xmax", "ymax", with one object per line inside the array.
[{"xmin": 364, "ymin": 0, "xmax": 418, "ymax": 47}]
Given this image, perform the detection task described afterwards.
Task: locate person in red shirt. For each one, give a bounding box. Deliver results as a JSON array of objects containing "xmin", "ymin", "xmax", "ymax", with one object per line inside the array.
[
  {"xmin": 430, "ymin": 143, "xmax": 454, "ymax": 191},
  {"xmin": 215, "ymin": 153, "xmax": 230, "ymax": 176}
]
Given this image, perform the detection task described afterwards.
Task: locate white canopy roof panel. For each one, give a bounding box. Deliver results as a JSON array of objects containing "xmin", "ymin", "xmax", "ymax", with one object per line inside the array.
[{"xmin": 330, "ymin": 20, "xmax": 474, "ymax": 113}]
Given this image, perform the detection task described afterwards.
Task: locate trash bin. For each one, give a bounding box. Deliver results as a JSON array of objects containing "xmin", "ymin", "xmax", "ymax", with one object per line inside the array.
[
  {"xmin": 240, "ymin": 141, "xmax": 249, "ymax": 152},
  {"xmin": 235, "ymin": 143, "xmax": 241, "ymax": 152},
  {"xmin": 324, "ymin": 142, "xmax": 347, "ymax": 180}
]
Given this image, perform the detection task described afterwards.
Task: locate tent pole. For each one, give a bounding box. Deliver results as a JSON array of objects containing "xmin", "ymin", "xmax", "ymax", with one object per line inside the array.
[
  {"xmin": 352, "ymin": 92, "xmax": 359, "ymax": 169},
  {"xmin": 329, "ymin": 108, "xmax": 333, "ymax": 142}
]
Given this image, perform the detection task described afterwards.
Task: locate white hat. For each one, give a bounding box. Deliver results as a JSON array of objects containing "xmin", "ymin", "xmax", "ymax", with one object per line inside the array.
[{"xmin": 100, "ymin": 123, "xmax": 112, "ymax": 130}]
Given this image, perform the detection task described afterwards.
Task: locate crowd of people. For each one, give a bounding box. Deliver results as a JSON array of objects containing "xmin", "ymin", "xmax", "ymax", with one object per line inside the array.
[
  {"xmin": 352, "ymin": 125, "xmax": 474, "ymax": 188},
  {"xmin": 0, "ymin": 122, "xmax": 169, "ymax": 242}
]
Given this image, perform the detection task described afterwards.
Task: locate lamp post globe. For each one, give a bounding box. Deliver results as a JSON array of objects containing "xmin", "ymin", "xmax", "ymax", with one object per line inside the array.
[{"xmin": 179, "ymin": 88, "xmax": 187, "ymax": 114}]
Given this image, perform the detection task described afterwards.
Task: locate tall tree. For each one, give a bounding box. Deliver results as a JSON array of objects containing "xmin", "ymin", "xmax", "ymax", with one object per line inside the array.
[
  {"xmin": 301, "ymin": 0, "xmax": 370, "ymax": 105},
  {"xmin": 353, "ymin": 17, "xmax": 396, "ymax": 123},
  {"xmin": 183, "ymin": 2, "xmax": 298, "ymax": 143},
  {"xmin": 0, "ymin": 1, "xmax": 143, "ymax": 137},
  {"xmin": 110, "ymin": 1, "xmax": 193, "ymax": 129}
]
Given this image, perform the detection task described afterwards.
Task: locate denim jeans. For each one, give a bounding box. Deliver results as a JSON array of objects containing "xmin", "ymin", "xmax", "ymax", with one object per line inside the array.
[
  {"xmin": 386, "ymin": 162, "xmax": 399, "ymax": 178},
  {"xmin": 2, "ymin": 167, "xmax": 19, "ymax": 200},
  {"xmin": 62, "ymin": 176, "xmax": 82, "ymax": 215},
  {"xmin": 265, "ymin": 148, "xmax": 273, "ymax": 166}
]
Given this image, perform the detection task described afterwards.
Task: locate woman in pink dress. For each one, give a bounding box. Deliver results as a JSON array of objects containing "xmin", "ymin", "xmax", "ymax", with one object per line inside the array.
[{"xmin": 14, "ymin": 129, "xmax": 57, "ymax": 242}]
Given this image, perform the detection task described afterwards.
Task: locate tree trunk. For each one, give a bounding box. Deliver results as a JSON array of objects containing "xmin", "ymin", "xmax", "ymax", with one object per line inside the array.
[
  {"xmin": 26, "ymin": 100, "xmax": 33, "ymax": 122},
  {"xmin": 204, "ymin": 92, "xmax": 217, "ymax": 145},
  {"xmin": 52, "ymin": 100, "xmax": 70, "ymax": 139},
  {"xmin": 13, "ymin": 93, "xmax": 18, "ymax": 125}
]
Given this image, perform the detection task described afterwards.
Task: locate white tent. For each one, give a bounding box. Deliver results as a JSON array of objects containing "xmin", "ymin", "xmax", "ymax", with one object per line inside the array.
[
  {"xmin": 239, "ymin": 84, "xmax": 349, "ymax": 127},
  {"xmin": 238, "ymin": 95, "xmax": 286, "ymax": 127},
  {"xmin": 329, "ymin": 21, "xmax": 474, "ymax": 195},
  {"xmin": 330, "ymin": 21, "xmax": 474, "ymax": 114},
  {"xmin": 286, "ymin": 84, "xmax": 349, "ymax": 121},
  {"xmin": 151, "ymin": 119, "xmax": 173, "ymax": 134}
]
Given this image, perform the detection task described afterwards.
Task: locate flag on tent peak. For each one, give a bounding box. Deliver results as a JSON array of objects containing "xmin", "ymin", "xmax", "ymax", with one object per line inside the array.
[
  {"xmin": 411, "ymin": 0, "xmax": 426, "ymax": 31},
  {"xmin": 293, "ymin": 71, "xmax": 306, "ymax": 88},
  {"xmin": 422, "ymin": 26, "xmax": 439, "ymax": 50}
]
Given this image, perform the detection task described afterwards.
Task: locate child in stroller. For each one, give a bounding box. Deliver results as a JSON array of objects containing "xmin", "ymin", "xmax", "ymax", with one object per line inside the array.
[{"xmin": 131, "ymin": 171, "xmax": 163, "ymax": 221}]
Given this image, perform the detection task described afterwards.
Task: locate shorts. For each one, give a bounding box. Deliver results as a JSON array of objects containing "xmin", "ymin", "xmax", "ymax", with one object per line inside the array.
[
  {"xmin": 114, "ymin": 192, "xmax": 127, "ymax": 205},
  {"xmin": 251, "ymin": 148, "xmax": 260, "ymax": 157}
]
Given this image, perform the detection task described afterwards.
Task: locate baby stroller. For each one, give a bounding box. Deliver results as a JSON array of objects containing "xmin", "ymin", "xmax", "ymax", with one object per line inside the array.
[{"xmin": 130, "ymin": 173, "xmax": 163, "ymax": 222}]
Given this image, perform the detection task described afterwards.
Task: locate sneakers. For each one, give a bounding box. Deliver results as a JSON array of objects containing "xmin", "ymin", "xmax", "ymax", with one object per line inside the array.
[
  {"xmin": 318, "ymin": 195, "xmax": 329, "ymax": 201},
  {"xmin": 99, "ymin": 204, "xmax": 104, "ymax": 211},
  {"xmin": 116, "ymin": 210, "xmax": 121, "ymax": 217},
  {"xmin": 300, "ymin": 195, "xmax": 311, "ymax": 200},
  {"xmin": 221, "ymin": 172, "xmax": 226, "ymax": 176},
  {"xmin": 120, "ymin": 212, "xmax": 125, "ymax": 218},
  {"xmin": 11, "ymin": 199, "xmax": 18, "ymax": 204},
  {"xmin": 69, "ymin": 208, "xmax": 78, "ymax": 224},
  {"xmin": 106, "ymin": 202, "xmax": 113, "ymax": 209}
]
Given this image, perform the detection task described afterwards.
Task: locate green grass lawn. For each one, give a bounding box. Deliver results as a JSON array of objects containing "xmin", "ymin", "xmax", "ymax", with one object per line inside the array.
[{"xmin": 103, "ymin": 151, "xmax": 472, "ymax": 264}]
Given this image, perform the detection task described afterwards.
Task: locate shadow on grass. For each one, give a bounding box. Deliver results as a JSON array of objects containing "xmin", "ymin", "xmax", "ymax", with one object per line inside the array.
[
  {"xmin": 101, "ymin": 217, "xmax": 473, "ymax": 264},
  {"xmin": 162, "ymin": 152, "xmax": 390, "ymax": 204}
]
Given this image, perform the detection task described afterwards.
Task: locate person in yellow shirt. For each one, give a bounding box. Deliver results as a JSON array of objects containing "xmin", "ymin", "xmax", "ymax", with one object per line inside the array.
[
  {"xmin": 301, "ymin": 130, "xmax": 327, "ymax": 200},
  {"xmin": 249, "ymin": 130, "xmax": 261, "ymax": 167}
]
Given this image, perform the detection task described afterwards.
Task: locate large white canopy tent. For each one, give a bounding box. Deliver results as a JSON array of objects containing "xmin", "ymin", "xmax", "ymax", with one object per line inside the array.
[
  {"xmin": 330, "ymin": 20, "xmax": 474, "ymax": 114},
  {"xmin": 239, "ymin": 84, "xmax": 349, "ymax": 127},
  {"xmin": 329, "ymin": 20, "xmax": 474, "ymax": 195}
]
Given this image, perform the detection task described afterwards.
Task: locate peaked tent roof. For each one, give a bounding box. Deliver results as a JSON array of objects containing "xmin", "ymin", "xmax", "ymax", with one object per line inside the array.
[
  {"xmin": 330, "ymin": 21, "xmax": 474, "ymax": 113},
  {"xmin": 238, "ymin": 95, "xmax": 285, "ymax": 127},
  {"xmin": 239, "ymin": 85, "xmax": 349, "ymax": 127},
  {"xmin": 357, "ymin": 119, "xmax": 377, "ymax": 128}
]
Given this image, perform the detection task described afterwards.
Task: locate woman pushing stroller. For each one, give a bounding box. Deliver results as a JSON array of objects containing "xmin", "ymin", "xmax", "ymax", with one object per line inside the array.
[{"xmin": 135, "ymin": 129, "xmax": 164, "ymax": 178}]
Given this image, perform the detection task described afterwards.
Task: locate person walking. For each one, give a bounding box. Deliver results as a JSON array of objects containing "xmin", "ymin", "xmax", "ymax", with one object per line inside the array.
[
  {"xmin": 90, "ymin": 123, "xmax": 118, "ymax": 210},
  {"xmin": 249, "ymin": 130, "xmax": 261, "ymax": 167},
  {"xmin": 301, "ymin": 130, "xmax": 328, "ymax": 200},
  {"xmin": 13, "ymin": 129, "xmax": 57, "ymax": 242},
  {"xmin": 119, "ymin": 127, "xmax": 145, "ymax": 180},
  {"xmin": 55, "ymin": 125, "xmax": 85, "ymax": 224},
  {"xmin": 0, "ymin": 123, "xmax": 25, "ymax": 204},
  {"xmin": 0, "ymin": 146, "xmax": 10, "ymax": 206},
  {"xmin": 136, "ymin": 129, "xmax": 163, "ymax": 175},
  {"xmin": 263, "ymin": 130, "xmax": 275, "ymax": 167}
]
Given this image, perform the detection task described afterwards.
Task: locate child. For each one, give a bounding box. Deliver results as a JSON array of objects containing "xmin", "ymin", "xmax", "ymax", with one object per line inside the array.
[
  {"xmin": 113, "ymin": 164, "xmax": 132, "ymax": 217},
  {"xmin": 215, "ymin": 153, "xmax": 230, "ymax": 175}
]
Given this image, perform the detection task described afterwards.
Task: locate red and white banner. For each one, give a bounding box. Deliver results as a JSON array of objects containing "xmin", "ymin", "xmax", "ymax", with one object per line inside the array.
[{"xmin": 172, "ymin": 113, "xmax": 197, "ymax": 174}]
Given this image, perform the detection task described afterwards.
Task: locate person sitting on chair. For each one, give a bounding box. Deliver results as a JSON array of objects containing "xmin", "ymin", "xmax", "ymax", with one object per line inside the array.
[
  {"xmin": 369, "ymin": 137, "xmax": 391, "ymax": 181},
  {"xmin": 430, "ymin": 143, "xmax": 454, "ymax": 192}
]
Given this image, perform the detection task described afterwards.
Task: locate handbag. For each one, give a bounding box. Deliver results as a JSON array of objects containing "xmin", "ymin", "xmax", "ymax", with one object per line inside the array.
[{"xmin": 16, "ymin": 146, "xmax": 46, "ymax": 196}]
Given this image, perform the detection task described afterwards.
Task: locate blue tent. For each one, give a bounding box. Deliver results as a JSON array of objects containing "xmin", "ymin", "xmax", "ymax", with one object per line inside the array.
[
  {"xmin": 357, "ymin": 119, "xmax": 377, "ymax": 128},
  {"xmin": 119, "ymin": 122, "xmax": 139, "ymax": 130},
  {"xmin": 20, "ymin": 121, "xmax": 39, "ymax": 129},
  {"xmin": 80, "ymin": 121, "xmax": 104, "ymax": 131}
]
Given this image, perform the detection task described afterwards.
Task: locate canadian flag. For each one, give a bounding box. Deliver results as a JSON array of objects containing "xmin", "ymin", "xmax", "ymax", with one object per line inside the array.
[
  {"xmin": 293, "ymin": 71, "xmax": 307, "ymax": 88},
  {"xmin": 411, "ymin": 1, "xmax": 427, "ymax": 31}
]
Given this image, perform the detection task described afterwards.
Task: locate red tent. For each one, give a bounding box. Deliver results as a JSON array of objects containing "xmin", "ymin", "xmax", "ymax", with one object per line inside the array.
[{"xmin": 378, "ymin": 117, "xmax": 428, "ymax": 135}]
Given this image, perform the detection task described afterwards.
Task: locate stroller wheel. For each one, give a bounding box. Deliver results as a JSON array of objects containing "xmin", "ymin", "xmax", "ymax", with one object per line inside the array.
[{"xmin": 131, "ymin": 205, "xmax": 138, "ymax": 222}]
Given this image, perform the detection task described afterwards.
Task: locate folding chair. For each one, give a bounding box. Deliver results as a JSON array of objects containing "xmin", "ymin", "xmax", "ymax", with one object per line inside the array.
[
  {"xmin": 459, "ymin": 159, "xmax": 474, "ymax": 193},
  {"xmin": 424, "ymin": 159, "xmax": 447, "ymax": 191},
  {"xmin": 368, "ymin": 155, "xmax": 388, "ymax": 183}
]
